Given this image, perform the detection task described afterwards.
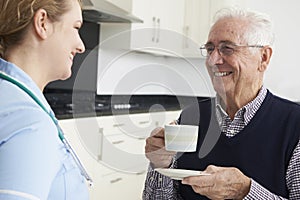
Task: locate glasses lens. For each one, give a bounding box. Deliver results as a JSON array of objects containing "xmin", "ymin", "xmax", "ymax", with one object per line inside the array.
[
  {"xmin": 200, "ymin": 46, "xmax": 208, "ymax": 57},
  {"xmin": 205, "ymin": 44, "xmax": 215, "ymax": 56},
  {"xmin": 219, "ymin": 44, "xmax": 235, "ymax": 56},
  {"xmin": 200, "ymin": 44, "xmax": 215, "ymax": 57}
]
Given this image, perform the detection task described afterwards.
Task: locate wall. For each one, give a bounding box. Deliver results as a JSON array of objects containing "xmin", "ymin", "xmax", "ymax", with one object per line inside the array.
[
  {"xmin": 242, "ymin": 0, "xmax": 300, "ymax": 101},
  {"xmin": 97, "ymin": 49, "xmax": 214, "ymax": 97}
]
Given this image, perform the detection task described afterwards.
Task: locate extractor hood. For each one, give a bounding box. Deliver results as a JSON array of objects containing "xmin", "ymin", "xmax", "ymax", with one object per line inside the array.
[{"xmin": 82, "ymin": 0, "xmax": 143, "ymax": 23}]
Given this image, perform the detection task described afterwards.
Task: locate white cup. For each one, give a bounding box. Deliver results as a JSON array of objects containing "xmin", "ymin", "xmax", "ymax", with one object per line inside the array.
[{"xmin": 164, "ymin": 124, "xmax": 199, "ymax": 152}]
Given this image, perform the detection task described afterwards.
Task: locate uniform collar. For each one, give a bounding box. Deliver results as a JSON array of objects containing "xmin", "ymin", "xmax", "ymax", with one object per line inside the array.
[{"xmin": 0, "ymin": 58, "xmax": 52, "ymax": 112}]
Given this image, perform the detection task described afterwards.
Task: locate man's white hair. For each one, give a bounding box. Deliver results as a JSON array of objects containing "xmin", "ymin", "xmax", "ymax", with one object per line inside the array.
[{"xmin": 212, "ymin": 7, "xmax": 275, "ymax": 46}]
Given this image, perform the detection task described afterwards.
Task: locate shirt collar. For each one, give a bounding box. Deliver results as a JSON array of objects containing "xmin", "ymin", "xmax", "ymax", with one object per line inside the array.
[
  {"xmin": 215, "ymin": 86, "xmax": 268, "ymax": 126},
  {"xmin": 0, "ymin": 58, "xmax": 52, "ymax": 112}
]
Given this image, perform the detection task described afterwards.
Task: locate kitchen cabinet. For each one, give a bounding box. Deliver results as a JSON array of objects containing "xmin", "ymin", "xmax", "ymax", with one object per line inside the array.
[
  {"xmin": 98, "ymin": 111, "xmax": 180, "ymax": 173},
  {"xmin": 129, "ymin": 0, "xmax": 246, "ymax": 57},
  {"xmin": 58, "ymin": 110, "xmax": 181, "ymax": 199},
  {"xmin": 105, "ymin": 0, "xmax": 132, "ymax": 13},
  {"xmin": 182, "ymin": 0, "xmax": 247, "ymax": 57},
  {"xmin": 90, "ymin": 169, "xmax": 146, "ymax": 200},
  {"xmin": 130, "ymin": 0, "xmax": 186, "ymax": 56},
  {"xmin": 100, "ymin": 0, "xmax": 246, "ymax": 57},
  {"xmin": 182, "ymin": 0, "xmax": 210, "ymax": 57}
]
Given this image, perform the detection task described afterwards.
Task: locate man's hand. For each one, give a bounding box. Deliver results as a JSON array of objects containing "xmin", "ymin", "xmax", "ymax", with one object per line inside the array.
[
  {"xmin": 145, "ymin": 127, "xmax": 176, "ymax": 168},
  {"xmin": 182, "ymin": 165, "xmax": 251, "ymax": 200}
]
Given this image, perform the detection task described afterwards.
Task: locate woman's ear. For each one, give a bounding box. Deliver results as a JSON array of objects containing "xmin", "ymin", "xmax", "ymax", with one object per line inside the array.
[
  {"xmin": 33, "ymin": 9, "xmax": 51, "ymax": 40},
  {"xmin": 259, "ymin": 46, "xmax": 273, "ymax": 72}
]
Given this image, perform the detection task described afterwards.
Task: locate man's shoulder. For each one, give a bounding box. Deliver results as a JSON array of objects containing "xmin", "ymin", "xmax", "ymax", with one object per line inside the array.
[
  {"xmin": 182, "ymin": 97, "xmax": 213, "ymax": 113},
  {"xmin": 179, "ymin": 97, "xmax": 213, "ymax": 125},
  {"xmin": 266, "ymin": 92, "xmax": 300, "ymax": 119},
  {"xmin": 269, "ymin": 92, "xmax": 300, "ymax": 110}
]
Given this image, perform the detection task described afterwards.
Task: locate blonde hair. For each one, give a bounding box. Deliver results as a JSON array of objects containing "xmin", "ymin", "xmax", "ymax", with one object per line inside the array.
[{"xmin": 0, "ymin": 0, "xmax": 82, "ymax": 58}]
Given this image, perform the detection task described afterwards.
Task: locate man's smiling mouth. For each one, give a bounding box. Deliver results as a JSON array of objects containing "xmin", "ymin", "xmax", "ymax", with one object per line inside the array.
[{"xmin": 214, "ymin": 72, "xmax": 233, "ymax": 77}]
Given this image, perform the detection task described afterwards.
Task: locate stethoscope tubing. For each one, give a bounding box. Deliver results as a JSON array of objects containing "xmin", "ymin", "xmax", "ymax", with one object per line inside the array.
[{"xmin": 0, "ymin": 71, "xmax": 93, "ymax": 186}]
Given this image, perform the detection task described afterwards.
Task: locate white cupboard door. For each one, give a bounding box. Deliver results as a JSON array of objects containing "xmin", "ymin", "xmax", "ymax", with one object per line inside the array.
[
  {"xmin": 131, "ymin": 0, "xmax": 185, "ymax": 56},
  {"xmin": 182, "ymin": 0, "xmax": 210, "ymax": 57},
  {"xmin": 182, "ymin": 0, "xmax": 246, "ymax": 57},
  {"xmin": 90, "ymin": 171, "xmax": 146, "ymax": 200}
]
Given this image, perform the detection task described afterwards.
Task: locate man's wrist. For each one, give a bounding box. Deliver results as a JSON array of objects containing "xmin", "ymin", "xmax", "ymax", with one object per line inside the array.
[
  {"xmin": 149, "ymin": 162, "xmax": 172, "ymax": 169},
  {"xmin": 241, "ymin": 177, "xmax": 251, "ymax": 199}
]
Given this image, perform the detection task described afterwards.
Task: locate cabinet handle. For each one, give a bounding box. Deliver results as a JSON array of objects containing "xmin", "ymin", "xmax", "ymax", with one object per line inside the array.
[
  {"xmin": 156, "ymin": 18, "xmax": 160, "ymax": 43},
  {"xmin": 110, "ymin": 177, "xmax": 122, "ymax": 184},
  {"xmin": 155, "ymin": 121, "xmax": 159, "ymax": 127},
  {"xmin": 98, "ymin": 128, "xmax": 104, "ymax": 161},
  {"xmin": 136, "ymin": 170, "xmax": 146, "ymax": 175},
  {"xmin": 184, "ymin": 26, "xmax": 190, "ymax": 48},
  {"xmin": 139, "ymin": 120, "xmax": 150, "ymax": 124},
  {"xmin": 113, "ymin": 123, "xmax": 124, "ymax": 127},
  {"xmin": 112, "ymin": 140, "xmax": 125, "ymax": 144},
  {"xmin": 152, "ymin": 17, "xmax": 156, "ymax": 42}
]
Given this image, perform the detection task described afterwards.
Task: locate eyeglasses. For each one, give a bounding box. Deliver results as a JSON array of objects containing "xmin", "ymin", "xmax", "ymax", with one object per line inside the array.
[{"xmin": 199, "ymin": 42, "xmax": 264, "ymax": 57}]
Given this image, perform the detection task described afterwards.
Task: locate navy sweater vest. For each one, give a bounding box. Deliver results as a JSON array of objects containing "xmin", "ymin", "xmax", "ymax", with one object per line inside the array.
[{"xmin": 177, "ymin": 91, "xmax": 300, "ymax": 199}]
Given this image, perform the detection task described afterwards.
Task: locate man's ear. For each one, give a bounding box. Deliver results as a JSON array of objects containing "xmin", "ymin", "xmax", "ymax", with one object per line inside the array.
[
  {"xmin": 33, "ymin": 9, "xmax": 50, "ymax": 40},
  {"xmin": 259, "ymin": 46, "xmax": 273, "ymax": 72}
]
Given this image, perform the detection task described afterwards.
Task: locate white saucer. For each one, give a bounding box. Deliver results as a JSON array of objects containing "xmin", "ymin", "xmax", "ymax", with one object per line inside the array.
[{"xmin": 155, "ymin": 168, "xmax": 210, "ymax": 180}]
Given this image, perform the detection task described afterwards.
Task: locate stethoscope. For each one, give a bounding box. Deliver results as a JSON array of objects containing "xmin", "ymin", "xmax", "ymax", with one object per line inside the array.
[{"xmin": 0, "ymin": 71, "xmax": 93, "ymax": 187}]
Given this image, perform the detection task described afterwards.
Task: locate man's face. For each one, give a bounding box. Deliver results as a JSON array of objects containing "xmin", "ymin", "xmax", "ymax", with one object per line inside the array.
[{"xmin": 205, "ymin": 17, "xmax": 263, "ymax": 101}]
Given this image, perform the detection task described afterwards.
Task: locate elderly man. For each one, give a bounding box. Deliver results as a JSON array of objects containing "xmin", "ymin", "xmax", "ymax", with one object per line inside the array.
[{"xmin": 143, "ymin": 7, "xmax": 300, "ymax": 200}]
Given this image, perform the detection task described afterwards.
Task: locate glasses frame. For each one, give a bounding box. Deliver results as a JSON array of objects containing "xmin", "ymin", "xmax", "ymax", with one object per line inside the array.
[{"xmin": 199, "ymin": 42, "xmax": 265, "ymax": 57}]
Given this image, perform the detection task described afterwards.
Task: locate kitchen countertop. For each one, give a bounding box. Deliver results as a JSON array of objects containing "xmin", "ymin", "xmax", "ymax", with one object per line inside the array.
[{"xmin": 44, "ymin": 90, "xmax": 209, "ymax": 119}]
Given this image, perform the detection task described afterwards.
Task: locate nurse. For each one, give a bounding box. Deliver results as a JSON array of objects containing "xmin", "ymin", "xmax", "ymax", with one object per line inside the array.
[{"xmin": 0, "ymin": 0, "xmax": 89, "ymax": 199}]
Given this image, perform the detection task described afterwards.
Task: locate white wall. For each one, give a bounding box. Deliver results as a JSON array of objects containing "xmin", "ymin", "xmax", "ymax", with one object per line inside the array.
[
  {"xmin": 97, "ymin": 49, "xmax": 214, "ymax": 97},
  {"xmin": 242, "ymin": 0, "xmax": 300, "ymax": 101}
]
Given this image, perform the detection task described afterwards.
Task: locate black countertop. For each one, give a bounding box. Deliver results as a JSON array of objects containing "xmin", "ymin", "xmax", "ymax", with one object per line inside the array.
[{"xmin": 44, "ymin": 89, "xmax": 209, "ymax": 119}]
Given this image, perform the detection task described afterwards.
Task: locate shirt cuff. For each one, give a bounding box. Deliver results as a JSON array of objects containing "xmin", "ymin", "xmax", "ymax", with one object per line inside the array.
[
  {"xmin": 146, "ymin": 165, "xmax": 173, "ymax": 189},
  {"xmin": 243, "ymin": 179, "xmax": 286, "ymax": 200},
  {"xmin": 147, "ymin": 156, "xmax": 177, "ymax": 188}
]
